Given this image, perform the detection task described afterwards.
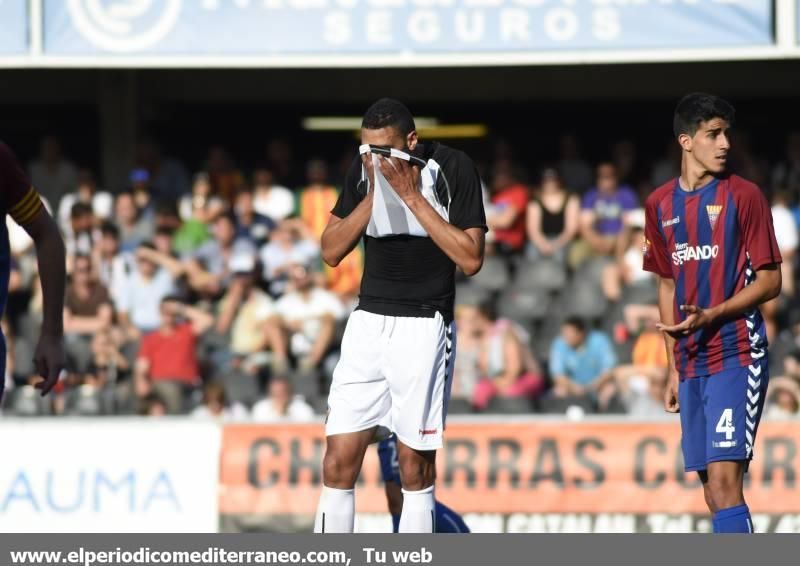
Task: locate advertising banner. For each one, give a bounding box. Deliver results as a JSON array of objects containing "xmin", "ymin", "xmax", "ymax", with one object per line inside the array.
[
  {"xmin": 0, "ymin": 0, "xmax": 28, "ymax": 55},
  {"xmin": 41, "ymin": 0, "xmax": 773, "ymax": 57},
  {"xmin": 0, "ymin": 420, "xmax": 221, "ymax": 533},
  {"xmin": 220, "ymin": 420, "xmax": 800, "ymax": 532}
]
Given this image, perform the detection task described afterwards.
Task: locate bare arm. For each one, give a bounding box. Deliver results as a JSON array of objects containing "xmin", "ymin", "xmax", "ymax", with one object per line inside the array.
[
  {"xmin": 64, "ymin": 303, "xmax": 113, "ymax": 334},
  {"xmin": 526, "ymin": 201, "xmax": 551, "ymax": 250},
  {"xmin": 488, "ymin": 203, "xmax": 522, "ymax": 230},
  {"xmin": 405, "ymin": 198, "xmax": 485, "ymax": 276},
  {"xmin": 555, "ymin": 195, "xmax": 581, "ymax": 248},
  {"xmin": 215, "ymin": 283, "xmax": 245, "ymax": 335},
  {"xmin": 580, "ymin": 210, "xmax": 610, "ymax": 253},
  {"xmin": 23, "ymin": 208, "xmax": 66, "ymax": 394},
  {"xmin": 177, "ymin": 302, "xmax": 215, "ymax": 335},
  {"xmin": 657, "ymin": 266, "xmax": 781, "ymax": 337},
  {"xmin": 321, "ymin": 191, "xmax": 374, "ymax": 267},
  {"xmin": 709, "ymin": 266, "xmax": 781, "ymax": 322},
  {"xmin": 137, "ymin": 247, "xmax": 186, "ymax": 279},
  {"xmin": 134, "ymin": 357, "xmax": 151, "ymax": 398},
  {"xmin": 309, "ymin": 314, "xmax": 336, "ymax": 365},
  {"xmin": 493, "ymin": 330, "xmax": 524, "ymax": 390},
  {"xmin": 373, "ymin": 156, "xmax": 485, "ymax": 275}
]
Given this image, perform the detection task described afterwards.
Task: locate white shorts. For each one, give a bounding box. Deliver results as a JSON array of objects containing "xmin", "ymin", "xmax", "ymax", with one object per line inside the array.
[{"xmin": 325, "ymin": 309, "xmax": 455, "ymax": 451}]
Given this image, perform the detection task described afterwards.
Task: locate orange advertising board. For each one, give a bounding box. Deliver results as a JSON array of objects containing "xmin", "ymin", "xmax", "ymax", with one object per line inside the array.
[{"xmin": 220, "ymin": 421, "xmax": 800, "ymax": 516}]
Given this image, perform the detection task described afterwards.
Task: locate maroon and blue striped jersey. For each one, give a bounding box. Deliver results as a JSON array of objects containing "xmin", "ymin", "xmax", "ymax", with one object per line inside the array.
[{"xmin": 643, "ymin": 175, "xmax": 781, "ymax": 379}]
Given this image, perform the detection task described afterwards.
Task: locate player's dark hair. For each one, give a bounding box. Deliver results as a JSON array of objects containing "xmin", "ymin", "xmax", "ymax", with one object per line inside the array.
[
  {"xmin": 563, "ymin": 316, "xmax": 586, "ymax": 333},
  {"xmin": 673, "ymin": 93, "xmax": 735, "ymax": 138},
  {"xmin": 362, "ymin": 98, "xmax": 416, "ymax": 136}
]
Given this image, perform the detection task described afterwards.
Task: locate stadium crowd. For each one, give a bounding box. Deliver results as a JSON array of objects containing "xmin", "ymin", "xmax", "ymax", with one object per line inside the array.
[{"xmin": 2, "ymin": 132, "xmax": 800, "ymax": 420}]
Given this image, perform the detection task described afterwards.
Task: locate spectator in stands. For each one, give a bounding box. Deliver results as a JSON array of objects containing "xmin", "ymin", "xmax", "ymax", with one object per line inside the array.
[
  {"xmin": 471, "ymin": 302, "xmax": 544, "ymax": 411},
  {"xmin": 526, "ymin": 167, "xmax": 580, "ymax": 263},
  {"xmin": 601, "ymin": 224, "xmax": 654, "ymax": 302},
  {"xmin": 191, "ymin": 381, "xmax": 248, "ymax": 422},
  {"xmin": 252, "ymin": 167, "xmax": 295, "ymax": 223},
  {"xmin": 275, "ymin": 262, "xmax": 344, "ymax": 385},
  {"xmin": 547, "ymin": 317, "xmax": 618, "ymax": 412},
  {"xmin": 234, "ymin": 186, "xmax": 275, "ymax": 247},
  {"xmin": 89, "ymin": 329, "xmax": 130, "ymax": 389},
  {"xmin": 64, "ymin": 202, "xmax": 97, "ymax": 266},
  {"xmin": 175, "ymin": 173, "xmax": 218, "ymax": 254},
  {"xmin": 772, "ymin": 131, "xmax": 800, "ymax": 201},
  {"xmin": 487, "ymin": 160, "xmax": 528, "ymax": 254},
  {"xmin": 116, "ymin": 243, "xmax": 179, "ymax": 337},
  {"xmin": 251, "ymin": 376, "xmax": 315, "ymax": 423},
  {"xmin": 205, "ymin": 146, "xmax": 244, "ymax": 205},
  {"xmin": 139, "ymin": 392, "xmax": 168, "ymax": 417},
  {"xmin": 187, "ymin": 211, "xmax": 257, "ymax": 299},
  {"xmin": 557, "ymin": 134, "xmax": 593, "ymax": 193},
  {"xmin": 215, "ymin": 253, "xmax": 288, "ymax": 376},
  {"xmin": 27, "ymin": 135, "xmax": 78, "ymax": 209},
  {"xmin": 762, "ymin": 191, "xmax": 798, "ymax": 340},
  {"xmin": 765, "ymin": 377, "xmax": 800, "ymax": 420},
  {"xmin": 57, "ymin": 170, "xmax": 113, "ymax": 233},
  {"xmin": 611, "ymin": 328, "xmax": 668, "ymax": 416},
  {"xmin": 449, "ymin": 304, "xmax": 482, "ymax": 404},
  {"xmin": 575, "ymin": 163, "xmax": 639, "ymax": 267},
  {"xmin": 63, "ymin": 254, "xmax": 113, "ymax": 377},
  {"xmin": 134, "ymin": 297, "xmax": 214, "ymax": 414},
  {"xmin": 129, "ymin": 168, "xmax": 156, "ymax": 218},
  {"xmin": 179, "ymin": 172, "xmax": 224, "ymax": 224},
  {"xmin": 298, "ymin": 159, "xmax": 339, "ymax": 242},
  {"xmin": 260, "ymin": 219, "xmax": 320, "ymax": 297},
  {"xmin": 134, "ymin": 138, "xmax": 190, "ymax": 202},
  {"xmin": 114, "ymin": 191, "xmax": 153, "ymax": 252},
  {"xmin": 94, "ymin": 222, "xmax": 133, "ymax": 312}
]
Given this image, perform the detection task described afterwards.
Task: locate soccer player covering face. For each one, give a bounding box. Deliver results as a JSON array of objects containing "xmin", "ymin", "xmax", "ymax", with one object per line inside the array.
[
  {"xmin": 0, "ymin": 142, "xmax": 66, "ymax": 404},
  {"xmin": 643, "ymin": 94, "xmax": 782, "ymax": 533},
  {"xmin": 314, "ymin": 99, "xmax": 486, "ymax": 533}
]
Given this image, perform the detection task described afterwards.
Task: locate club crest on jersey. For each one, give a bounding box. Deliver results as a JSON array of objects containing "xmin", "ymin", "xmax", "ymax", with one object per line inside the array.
[{"xmin": 707, "ymin": 205, "xmax": 723, "ymax": 230}]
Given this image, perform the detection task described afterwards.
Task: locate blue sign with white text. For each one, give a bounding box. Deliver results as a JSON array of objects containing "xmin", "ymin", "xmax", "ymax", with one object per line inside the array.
[{"xmin": 41, "ymin": 0, "xmax": 773, "ymax": 57}]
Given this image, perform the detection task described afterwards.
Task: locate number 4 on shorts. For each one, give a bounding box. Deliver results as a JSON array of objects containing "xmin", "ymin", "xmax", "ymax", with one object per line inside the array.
[{"xmin": 716, "ymin": 408, "xmax": 736, "ymax": 447}]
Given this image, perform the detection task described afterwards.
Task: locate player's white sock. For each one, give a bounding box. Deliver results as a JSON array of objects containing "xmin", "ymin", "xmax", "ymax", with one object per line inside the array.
[
  {"xmin": 314, "ymin": 486, "xmax": 355, "ymax": 533},
  {"xmin": 399, "ymin": 485, "xmax": 435, "ymax": 533}
]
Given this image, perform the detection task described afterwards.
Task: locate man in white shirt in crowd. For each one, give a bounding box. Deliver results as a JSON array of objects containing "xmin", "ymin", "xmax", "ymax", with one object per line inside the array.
[
  {"xmin": 251, "ymin": 376, "xmax": 315, "ymax": 423},
  {"xmin": 276, "ymin": 262, "xmax": 344, "ymax": 386}
]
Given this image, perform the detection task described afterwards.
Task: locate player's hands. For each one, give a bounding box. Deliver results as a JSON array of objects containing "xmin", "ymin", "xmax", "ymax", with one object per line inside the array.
[
  {"xmin": 664, "ymin": 370, "xmax": 680, "ymax": 413},
  {"xmin": 32, "ymin": 333, "xmax": 65, "ymax": 397},
  {"xmin": 377, "ymin": 155, "xmax": 422, "ymax": 204},
  {"xmin": 656, "ymin": 304, "xmax": 716, "ymax": 338}
]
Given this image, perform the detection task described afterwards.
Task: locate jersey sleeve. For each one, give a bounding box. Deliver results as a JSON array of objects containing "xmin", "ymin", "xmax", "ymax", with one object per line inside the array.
[
  {"xmin": 0, "ymin": 142, "xmax": 44, "ymax": 226},
  {"xmin": 739, "ymin": 183, "xmax": 782, "ymax": 270},
  {"xmin": 331, "ymin": 156, "xmax": 365, "ymax": 219},
  {"xmin": 642, "ymin": 196, "xmax": 673, "ymax": 279},
  {"xmin": 442, "ymin": 150, "xmax": 487, "ymax": 232}
]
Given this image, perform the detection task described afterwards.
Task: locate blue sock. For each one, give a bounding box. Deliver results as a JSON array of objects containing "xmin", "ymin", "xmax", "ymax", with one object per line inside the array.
[
  {"xmin": 434, "ymin": 501, "xmax": 470, "ymax": 533},
  {"xmin": 391, "ymin": 514, "xmax": 400, "ymax": 533},
  {"xmin": 713, "ymin": 504, "xmax": 753, "ymax": 533}
]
